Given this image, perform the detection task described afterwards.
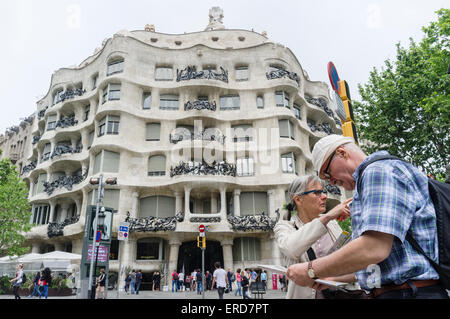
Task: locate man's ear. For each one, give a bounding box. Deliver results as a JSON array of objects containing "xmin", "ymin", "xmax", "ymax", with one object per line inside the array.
[{"xmin": 335, "ymin": 145, "xmax": 347, "ymax": 159}]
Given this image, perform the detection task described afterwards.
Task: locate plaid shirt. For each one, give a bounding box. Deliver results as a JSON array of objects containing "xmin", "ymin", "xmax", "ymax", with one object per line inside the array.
[{"xmin": 351, "ymin": 151, "xmax": 439, "ymax": 290}]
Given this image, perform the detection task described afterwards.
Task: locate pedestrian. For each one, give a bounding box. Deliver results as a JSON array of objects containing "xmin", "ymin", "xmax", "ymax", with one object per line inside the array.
[
  {"xmin": 39, "ymin": 267, "xmax": 52, "ymax": 299},
  {"xmin": 185, "ymin": 272, "xmax": 191, "ymax": 291},
  {"xmin": 205, "ymin": 271, "xmax": 212, "ymax": 290},
  {"xmin": 130, "ymin": 269, "xmax": 136, "ymax": 294},
  {"xmin": 196, "ymin": 269, "xmax": 203, "ymax": 294},
  {"xmin": 135, "ymin": 270, "xmax": 142, "ymax": 295},
  {"xmin": 124, "ymin": 273, "xmax": 131, "ymax": 294},
  {"xmin": 192, "ymin": 270, "xmax": 197, "ymax": 291},
  {"xmin": 250, "ymin": 269, "xmax": 257, "ymax": 289},
  {"xmin": 95, "ymin": 268, "xmax": 106, "ymax": 299},
  {"xmin": 28, "ymin": 271, "xmax": 41, "ymax": 298},
  {"xmin": 286, "ymin": 134, "xmax": 449, "ymax": 299},
  {"xmin": 241, "ymin": 270, "xmax": 251, "ymax": 299},
  {"xmin": 261, "ymin": 270, "xmax": 267, "ymax": 290},
  {"xmin": 10, "ymin": 263, "xmax": 24, "ymax": 300},
  {"xmin": 154, "ymin": 271, "xmax": 161, "ymax": 291},
  {"xmin": 211, "ymin": 262, "xmax": 228, "ymax": 299},
  {"xmin": 234, "ymin": 268, "xmax": 242, "ymax": 297},
  {"xmin": 273, "ymin": 174, "xmax": 353, "ymax": 299},
  {"xmin": 171, "ymin": 269, "xmax": 179, "ymax": 292},
  {"xmin": 226, "ymin": 268, "xmax": 233, "ymax": 292}
]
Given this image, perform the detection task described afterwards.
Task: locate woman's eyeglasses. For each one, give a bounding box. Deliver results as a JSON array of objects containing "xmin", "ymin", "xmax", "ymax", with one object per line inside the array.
[{"xmin": 299, "ymin": 189, "xmax": 327, "ymax": 197}]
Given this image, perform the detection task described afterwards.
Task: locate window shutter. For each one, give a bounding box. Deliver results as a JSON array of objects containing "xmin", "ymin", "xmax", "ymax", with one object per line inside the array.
[{"xmin": 146, "ymin": 123, "xmax": 160, "ymax": 141}]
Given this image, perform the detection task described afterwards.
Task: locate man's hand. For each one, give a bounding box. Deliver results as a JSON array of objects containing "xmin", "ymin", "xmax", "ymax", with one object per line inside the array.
[{"xmin": 286, "ymin": 262, "xmax": 316, "ymax": 288}]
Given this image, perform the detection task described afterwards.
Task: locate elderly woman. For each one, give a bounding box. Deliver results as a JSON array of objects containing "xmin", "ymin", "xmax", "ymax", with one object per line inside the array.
[{"xmin": 274, "ymin": 175, "xmax": 354, "ymax": 299}]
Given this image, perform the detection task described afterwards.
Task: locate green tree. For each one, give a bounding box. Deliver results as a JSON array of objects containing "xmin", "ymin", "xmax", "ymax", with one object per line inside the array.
[
  {"xmin": 0, "ymin": 149, "xmax": 31, "ymax": 257},
  {"xmin": 355, "ymin": 9, "xmax": 449, "ymax": 175}
]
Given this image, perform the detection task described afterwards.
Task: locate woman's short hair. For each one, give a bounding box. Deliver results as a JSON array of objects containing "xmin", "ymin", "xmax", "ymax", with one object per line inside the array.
[{"xmin": 284, "ymin": 175, "xmax": 322, "ymax": 220}]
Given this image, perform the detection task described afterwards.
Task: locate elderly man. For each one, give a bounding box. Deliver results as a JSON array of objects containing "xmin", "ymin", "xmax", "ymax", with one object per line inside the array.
[{"xmin": 286, "ymin": 134, "xmax": 448, "ymax": 299}]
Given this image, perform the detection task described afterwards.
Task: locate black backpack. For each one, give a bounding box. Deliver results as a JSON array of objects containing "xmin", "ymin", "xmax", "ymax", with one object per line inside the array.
[
  {"xmin": 22, "ymin": 272, "xmax": 26, "ymax": 283},
  {"xmin": 356, "ymin": 154, "xmax": 450, "ymax": 289}
]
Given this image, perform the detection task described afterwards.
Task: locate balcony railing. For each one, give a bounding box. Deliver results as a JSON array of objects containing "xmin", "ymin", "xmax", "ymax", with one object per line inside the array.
[
  {"xmin": 266, "ymin": 67, "xmax": 299, "ymax": 84},
  {"xmin": 21, "ymin": 160, "xmax": 37, "ymax": 175},
  {"xmin": 184, "ymin": 100, "xmax": 217, "ymax": 111},
  {"xmin": 170, "ymin": 160, "xmax": 236, "ymax": 177},
  {"xmin": 55, "ymin": 116, "xmax": 78, "ymax": 129},
  {"xmin": 227, "ymin": 210, "xmax": 280, "ymax": 232},
  {"xmin": 169, "ymin": 129, "xmax": 226, "ymax": 144},
  {"xmin": 38, "ymin": 106, "xmax": 48, "ymax": 120},
  {"xmin": 50, "ymin": 144, "xmax": 82, "ymax": 159},
  {"xmin": 43, "ymin": 171, "xmax": 87, "ymax": 195},
  {"xmin": 306, "ymin": 96, "xmax": 341, "ymax": 126},
  {"xmin": 47, "ymin": 215, "xmax": 80, "ymax": 238},
  {"xmin": 176, "ymin": 66, "xmax": 228, "ymax": 83},
  {"xmin": 59, "ymin": 88, "xmax": 86, "ymax": 103},
  {"xmin": 307, "ymin": 120, "xmax": 333, "ymax": 135},
  {"xmin": 125, "ymin": 212, "xmax": 184, "ymax": 232}
]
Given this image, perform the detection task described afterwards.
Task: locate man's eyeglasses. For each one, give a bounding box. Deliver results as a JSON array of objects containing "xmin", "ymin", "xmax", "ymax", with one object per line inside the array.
[
  {"xmin": 322, "ymin": 151, "xmax": 336, "ymax": 180},
  {"xmin": 299, "ymin": 189, "xmax": 327, "ymax": 197}
]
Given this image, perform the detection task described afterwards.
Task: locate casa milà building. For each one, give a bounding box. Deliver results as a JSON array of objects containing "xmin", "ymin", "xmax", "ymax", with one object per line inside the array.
[{"xmin": 16, "ymin": 7, "xmax": 345, "ymax": 290}]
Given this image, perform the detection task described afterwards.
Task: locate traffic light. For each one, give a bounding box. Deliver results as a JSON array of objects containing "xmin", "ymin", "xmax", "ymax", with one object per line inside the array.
[
  {"xmin": 197, "ymin": 236, "xmax": 206, "ymax": 248},
  {"xmin": 338, "ymin": 80, "xmax": 358, "ymax": 144}
]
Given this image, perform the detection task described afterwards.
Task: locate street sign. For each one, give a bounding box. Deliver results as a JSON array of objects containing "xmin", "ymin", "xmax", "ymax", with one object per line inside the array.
[
  {"xmin": 118, "ymin": 222, "xmax": 129, "ymax": 241},
  {"xmin": 327, "ymin": 62, "xmax": 340, "ymax": 93},
  {"xmin": 199, "ymin": 224, "xmax": 205, "ymax": 233},
  {"xmin": 199, "ymin": 232, "xmax": 205, "ymax": 237},
  {"xmin": 96, "ymin": 230, "xmax": 102, "ymax": 242}
]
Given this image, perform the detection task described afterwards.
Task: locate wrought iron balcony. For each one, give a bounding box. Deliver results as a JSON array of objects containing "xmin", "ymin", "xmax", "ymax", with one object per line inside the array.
[
  {"xmin": 324, "ymin": 184, "xmax": 342, "ymax": 196},
  {"xmin": 170, "ymin": 160, "xmax": 236, "ymax": 177},
  {"xmin": 189, "ymin": 216, "xmax": 221, "ymax": 223},
  {"xmin": 227, "ymin": 210, "xmax": 280, "ymax": 232},
  {"xmin": 32, "ymin": 135, "xmax": 42, "ymax": 145},
  {"xmin": 184, "ymin": 100, "xmax": 217, "ymax": 111},
  {"xmin": 47, "ymin": 215, "xmax": 80, "ymax": 238},
  {"xmin": 169, "ymin": 129, "xmax": 225, "ymax": 144},
  {"xmin": 50, "ymin": 144, "xmax": 82, "ymax": 159},
  {"xmin": 307, "ymin": 120, "xmax": 333, "ymax": 135},
  {"xmin": 43, "ymin": 170, "xmax": 87, "ymax": 195},
  {"xmin": 38, "ymin": 106, "xmax": 48, "ymax": 120},
  {"xmin": 125, "ymin": 212, "xmax": 184, "ymax": 232},
  {"xmin": 21, "ymin": 160, "xmax": 37, "ymax": 175},
  {"xmin": 55, "ymin": 116, "xmax": 78, "ymax": 129},
  {"xmin": 59, "ymin": 88, "xmax": 86, "ymax": 103},
  {"xmin": 176, "ymin": 66, "xmax": 228, "ymax": 83},
  {"xmin": 266, "ymin": 67, "xmax": 299, "ymax": 84}
]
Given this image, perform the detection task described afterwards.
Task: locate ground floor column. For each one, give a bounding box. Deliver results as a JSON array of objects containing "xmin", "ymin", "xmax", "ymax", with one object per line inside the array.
[
  {"xmin": 221, "ymin": 238, "xmax": 233, "ymax": 272},
  {"xmin": 168, "ymin": 238, "xmax": 181, "ymax": 290}
]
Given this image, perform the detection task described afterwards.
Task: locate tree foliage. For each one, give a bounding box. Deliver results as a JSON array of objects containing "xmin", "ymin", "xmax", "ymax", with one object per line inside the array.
[
  {"xmin": 355, "ymin": 9, "xmax": 449, "ymax": 175},
  {"xmin": 0, "ymin": 149, "xmax": 31, "ymax": 257}
]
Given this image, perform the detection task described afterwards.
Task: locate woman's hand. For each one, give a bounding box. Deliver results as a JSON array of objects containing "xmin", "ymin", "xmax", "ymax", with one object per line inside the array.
[{"xmin": 321, "ymin": 197, "xmax": 352, "ymax": 225}]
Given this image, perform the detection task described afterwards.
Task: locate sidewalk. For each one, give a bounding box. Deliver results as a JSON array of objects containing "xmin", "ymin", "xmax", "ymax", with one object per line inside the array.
[{"xmin": 0, "ymin": 288, "xmax": 287, "ymax": 300}]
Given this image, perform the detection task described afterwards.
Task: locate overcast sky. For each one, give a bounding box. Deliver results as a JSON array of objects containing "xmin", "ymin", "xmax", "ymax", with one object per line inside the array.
[{"xmin": 0, "ymin": 0, "xmax": 447, "ymax": 135}]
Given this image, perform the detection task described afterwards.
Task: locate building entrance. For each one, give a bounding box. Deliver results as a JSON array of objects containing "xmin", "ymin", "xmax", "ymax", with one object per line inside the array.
[{"xmin": 177, "ymin": 240, "xmax": 223, "ymax": 276}]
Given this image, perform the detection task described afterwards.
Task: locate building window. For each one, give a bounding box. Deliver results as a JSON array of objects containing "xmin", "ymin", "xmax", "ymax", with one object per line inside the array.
[
  {"xmin": 275, "ymin": 91, "xmax": 290, "ymax": 108},
  {"xmin": 235, "ymin": 66, "xmax": 248, "ymax": 81},
  {"xmin": 257, "ymin": 96, "xmax": 264, "ymax": 109},
  {"xmin": 107, "ymin": 58, "xmax": 124, "ymax": 76},
  {"xmin": 139, "ymin": 196, "xmax": 175, "ymax": 218},
  {"xmin": 102, "ymin": 83, "xmax": 121, "ymax": 104},
  {"xmin": 146, "ymin": 123, "xmax": 160, "ymax": 141},
  {"xmin": 281, "ymin": 152, "xmax": 297, "ymax": 174},
  {"xmin": 236, "ymin": 158, "xmax": 254, "ymax": 176},
  {"xmin": 155, "ymin": 67, "xmax": 173, "ymax": 81},
  {"xmin": 98, "ymin": 115, "xmax": 120, "ymax": 137},
  {"xmin": 136, "ymin": 238, "xmax": 165, "ymax": 260},
  {"xmin": 32, "ymin": 204, "xmax": 50, "ymax": 225},
  {"xmin": 87, "ymin": 189, "xmax": 120, "ymax": 211},
  {"xmin": 84, "ymin": 105, "xmax": 90, "ymax": 122},
  {"xmin": 88, "ymin": 130, "xmax": 94, "ymax": 149},
  {"xmin": 35, "ymin": 173, "xmax": 48, "ymax": 194},
  {"xmin": 220, "ymin": 95, "xmax": 240, "ymax": 110},
  {"xmin": 143, "ymin": 92, "xmax": 151, "ymax": 109},
  {"xmin": 159, "ymin": 94, "xmax": 179, "ymax": 110},
  {"xmin": 93, "ymin": 150, "xmax": 120, "ymax": 174},
  {"xmin": 232, "ymin": 124, "xmax": 253, "ymax": 142},
  {"xmin": 46, "ymin": 114, "xmax": 57, "ymax": 131},
  {"xmin": 239, "ymin": 192, "xmax": 268, "ymax": 216},
  {"xmin": 148, "ymin": 155, "xmax": 166, "ymax": 176},
  {"xmin": 233, "ymin": 237, "xmax": 261, "ymax": 261},
  {"xmin": 293, "ymin": 104, "xmax": 301, "ymax": 120},
  {"xmin": 52, "ymin": 89, "xmax": 63, "ymax": 105},
  {"xmin": 41, "ymin": 143, "xmax": 51, "ymax": 162},
  {"xmin": 92, "ymin": 74, "xmax": 99, "ymax": 90},
  {"xmin": 279, "ymin": 119, "xmax": 295, "ymax": 140}
]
